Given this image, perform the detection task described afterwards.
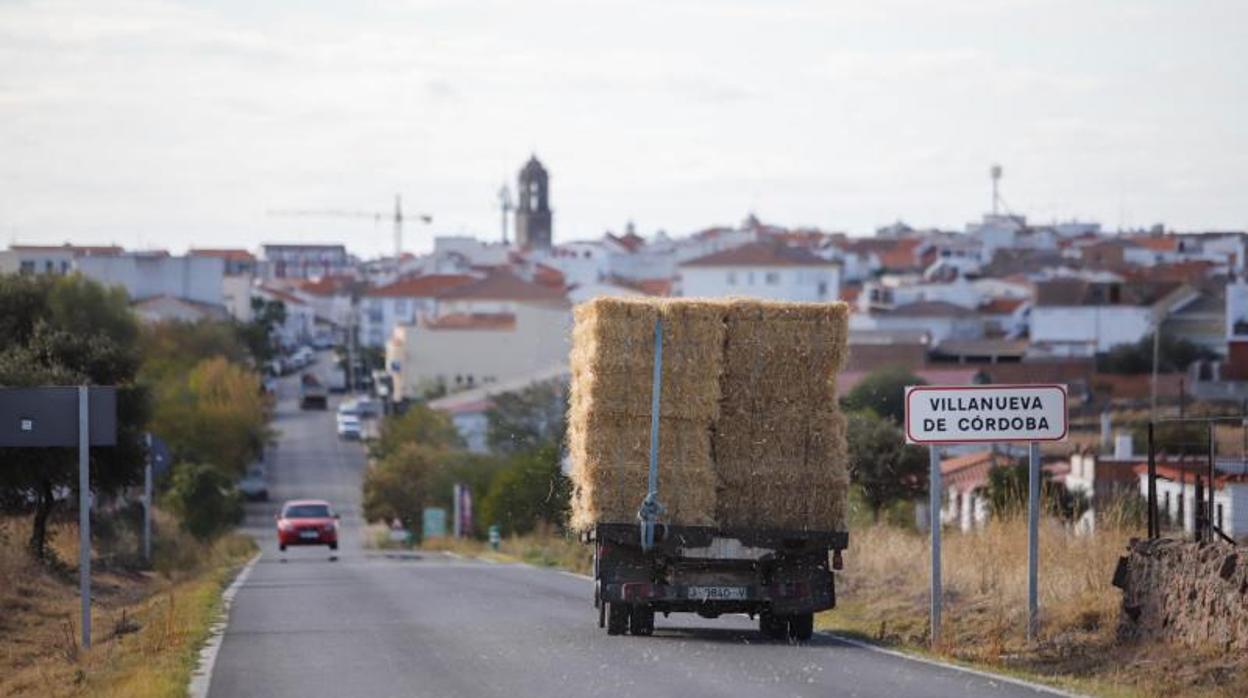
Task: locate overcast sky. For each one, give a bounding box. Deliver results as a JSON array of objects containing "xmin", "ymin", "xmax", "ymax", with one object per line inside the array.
[{"xmin": 1, "ymin": 0, "xmax": 1245, "ymax": 257}]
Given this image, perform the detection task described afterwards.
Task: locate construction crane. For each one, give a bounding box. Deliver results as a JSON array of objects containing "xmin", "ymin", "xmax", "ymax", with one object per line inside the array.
[{"xmin": 267, "ymin": 195, "xmax": 432, "ymax": 259}]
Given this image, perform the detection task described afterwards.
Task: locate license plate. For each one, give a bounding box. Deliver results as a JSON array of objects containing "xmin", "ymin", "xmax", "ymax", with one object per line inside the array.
[
  {"xmin": 687, "ymin": 586, "xmax": 748, "ymax": 601},
  {"xmin": 299, "ymin": 530, "xmax": 319, "ymax": 540}
]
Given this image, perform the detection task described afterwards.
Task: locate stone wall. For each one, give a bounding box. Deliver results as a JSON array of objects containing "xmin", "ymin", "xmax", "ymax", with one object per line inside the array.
[{"xmin": 1116, "ymin": 538, "xmax": 1248, "ymax": 651}]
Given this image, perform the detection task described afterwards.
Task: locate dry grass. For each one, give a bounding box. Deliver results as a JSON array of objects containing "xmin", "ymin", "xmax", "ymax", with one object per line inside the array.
[
  {"xmin": 0, "ymin": 515, "xmax": 256, "ymax": 698},
  {"xmin": 418, "ymin": 527, "xmax": 592, "ymax": 575},
  {"xmin": 823, "ymin": 516, "xmax": 1248, "ymax": 697}
]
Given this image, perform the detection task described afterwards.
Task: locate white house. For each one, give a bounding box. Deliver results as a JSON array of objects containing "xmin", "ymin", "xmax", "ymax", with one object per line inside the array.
[
  {"xmin": 849, "ymin": 300, "xmax": 983, "ymax": 344},
  {"xmin": 76, "ymin": 252, "xmax": 225, "ymax": 306},
  {"xmin": 360, "ymin": 274, "xmax": 476, "ymax": 348},
  {"xmin": 261, "ymin": 243, "xmax": 350, "ymax": 280},
  {"xmin": 386, "ymin": 271, "xmax": 571, "ymax": 400},
  {"xmin": 1135, "ymin": 461, "xmax": 1248, "ymax": 541},
  {"xmin": 1030, "ymin": 279, "xmax": 1195, "ymax": 355},
  {"xmin": 254, "ymin": 285, "xmax": 316, "ymax": 348},
  {"xmin": 0, "ymin": 243, "xmax": 124, "ymax": 275},
  {"xmin": 678, "ymin": 241, "xmax": 840, "ymax": 302}
]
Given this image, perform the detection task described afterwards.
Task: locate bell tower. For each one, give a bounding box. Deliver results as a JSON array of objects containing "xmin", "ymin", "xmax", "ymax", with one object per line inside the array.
[{"xmin": 515, "ymin": 155, "xmax": 552, "ymax": 249}]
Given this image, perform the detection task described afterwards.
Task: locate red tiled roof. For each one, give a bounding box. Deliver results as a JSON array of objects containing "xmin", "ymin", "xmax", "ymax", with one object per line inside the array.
[
  {"xmin": 941, "ymin": 451, "xmax": 1017, "ymax": 492},
  {"xmin": 366, "ymin": 274, "xmax": 476, "ymax": 299},
  {"xmin": 189, "ymin": 248, "xmax": 255, "ymax": 262},
  {"xmin": 606, "ymin": 232, "xmax": 645, "ymax": 253},
  {"xmin": 1128, "ymin": 236, "xmax": 1179, "ymax": 253},
  {"xmin": 534, "ymin": 263, "xmax": 566, "ymax": 290},
  {"xmin": 1131, "ymin": 462, "xmax": 1248, "ymax": 489},
  {"xmin": 435, "ymin": 270, "xmax": 568, "ymax": 303},
  {"xmin": 424, "ymin": 312, "xmax": 516, "ymax": 331},
  {"xmin": 840, "ymin": 286, "xmax": 861, "ymax": 304},
  {"xmin": 681, "ymin": 241, "xmax": 835, "ymax": 268},
  {"xmin": 257, "ymin": 286, "xmax": 306, "ymax": 306},
  {"xmin": 979, "ymin": 297, "xmax": 1027, "ymax": 314},
  {"xmin": 299, "ymin": 275, "xmax": 354, "ymax": 296},
  {"xmin": 1123, "ymin": 260, "xmax": 1216, "ymax": 283}
]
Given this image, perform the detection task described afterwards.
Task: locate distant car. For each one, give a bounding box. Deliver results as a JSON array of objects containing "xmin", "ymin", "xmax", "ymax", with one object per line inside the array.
[
  {"xmin": 238, "ymin": 466, "xmax": 269, "ymax": 502},
  {"xmin": 336, "ymin": 414, "xmax": 362, "ymax": 440},
  {"xmin": 276, "ymin": 499, "xmax": 339, "ymax": 552}
]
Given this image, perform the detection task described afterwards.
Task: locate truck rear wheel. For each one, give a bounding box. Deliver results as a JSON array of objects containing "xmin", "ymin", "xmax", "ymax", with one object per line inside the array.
[
  {"xmin": 607, "ymin": 603, "xmax": 629, "ymax": 635},
  {"xmin": 787, "ymin": 613, "xmax": 814, "ymax": 641},
  {"xmin": 629, "ymin": 606, "xmax": 654, "ymax": 636},
  {"xmin": 759, "ymin": 612, "xmax": 787, "ymax": 640}
]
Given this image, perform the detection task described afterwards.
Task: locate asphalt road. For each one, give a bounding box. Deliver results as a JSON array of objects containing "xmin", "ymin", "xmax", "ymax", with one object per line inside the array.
[{"xmin": 207, "ymin": 357, "xmax": 1066, "ymax": 698}]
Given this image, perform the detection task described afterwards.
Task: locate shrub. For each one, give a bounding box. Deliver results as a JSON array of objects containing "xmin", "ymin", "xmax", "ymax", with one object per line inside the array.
[
  {"xmin": 479, "ymin": 445, "xmax": 569, "ymax": 536},
  {"xmin": 163, "ymin": 463, "xmax": 242, "ymax": 542}
]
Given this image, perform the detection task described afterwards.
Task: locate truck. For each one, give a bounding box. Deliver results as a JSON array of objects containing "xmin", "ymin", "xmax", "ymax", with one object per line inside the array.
[
  {"xmin": 299, "ymin": 372, "xmax": 328, "ymax": 410},
  {"xmin": 586, "ymin": 523, "xmax": 845, "ymax": 639}
]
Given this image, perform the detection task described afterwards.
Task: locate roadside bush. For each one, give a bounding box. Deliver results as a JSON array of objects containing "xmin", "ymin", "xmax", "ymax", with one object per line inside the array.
[
  {"xmin": 479, "ymin": 445, "xmax": 569, "ymax": 536},
  {"xmin": 841, "ymin": 367, "xmax": 925, "ymax": 424},
  {"xmin": 163, "ymin": 463, "xmax": 242, "ymax": 542},
  {"xmin": 362, "ymin": 443, "xmax": 440, "ymax": 536},
  {"xmin": 371, "ymin": 405, "xmax": 463, "ymax": 461}
]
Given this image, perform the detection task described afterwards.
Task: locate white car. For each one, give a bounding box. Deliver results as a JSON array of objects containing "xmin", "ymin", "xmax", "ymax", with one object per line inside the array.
[{"xmin": 336, "ymin": 414, "xmax": 362, "ymax": 440}]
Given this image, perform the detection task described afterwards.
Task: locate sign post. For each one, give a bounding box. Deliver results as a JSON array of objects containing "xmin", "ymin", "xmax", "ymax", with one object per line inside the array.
[
  {"xmin": 78, "ymin": 387, "xmax": 91, "ymax": 649},
  {"xmin": 928, "ymin": 445, "xmax": 942, "ymax": 647},
  {"xmin": 905, "ymin": 384, "xmax": 1067, "ymax": 647}
]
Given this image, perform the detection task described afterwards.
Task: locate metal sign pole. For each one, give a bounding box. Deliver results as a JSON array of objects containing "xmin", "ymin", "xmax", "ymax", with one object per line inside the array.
[
  {"xmin": 929, "ymin": 445, "xmax": 942, "ymax": 647},
  {"xmin": 1027, "ymin": 441, "xmax": 1040, "ymax": 642},
  {"xmin": 78, "ymin": 386, "xmax": 91, "ymax": 649},
  {"xmin": 452, "ymin": 484, "xmax": 462, "ymax": 539},
  {"xmin": 143, "ymin": 433, "xmax": 152, "ymax": 563}
]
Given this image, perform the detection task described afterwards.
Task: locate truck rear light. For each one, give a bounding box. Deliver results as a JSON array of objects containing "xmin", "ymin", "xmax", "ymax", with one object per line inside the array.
[
  {"xmin": 621, "ymin": 582, "xmax": 657, "ymax": 600},
  {"xmin": 770, "ymin": 582, "xmax": 808, "ymax": 599},
  {"xmin": 832, "ymin": 550, "xmax": 844, "ymax": 571}
]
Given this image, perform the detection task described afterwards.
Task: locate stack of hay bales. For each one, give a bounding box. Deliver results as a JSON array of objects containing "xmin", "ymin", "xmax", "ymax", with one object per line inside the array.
[
  {"xmin": 567, "ymin": 296, "xmax": 850, "ymax": 533},
  {"xmin": 714, "ymin": 300, "xmax": 849, "ymax": 531},
  {"xmin": 567, "ymin": 298, "xmax": 723, "ymax": 531}
]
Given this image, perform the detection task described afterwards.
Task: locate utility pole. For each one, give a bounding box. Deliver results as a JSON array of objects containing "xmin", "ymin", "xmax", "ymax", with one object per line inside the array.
[{"xmin": 498, "ymin": 183, "xmax": 513, "ymax": 244}]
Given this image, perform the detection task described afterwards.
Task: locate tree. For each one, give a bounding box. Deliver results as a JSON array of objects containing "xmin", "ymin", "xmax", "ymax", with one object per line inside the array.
[
  {"xmin": 478, "ymin": 444, "xmax": 569, "ymax": 536},
  {"xmin": 841, "ymin": 367, "xmax": 926, "ymax": 424},
  {"xmin": 371, "ymin": 405, "xmax": 462, "ymax": 461},
  {"xmin": 422, "ymin": 451, "xmax": 506, "ymax": 536},
  {"xmin": 0, "ymin": 274, "xmax": 150, "ymax": 560},
  {"xmin": 164, "ymin": 462, "xmax": 243, "ymax": 541},
  {"xmin": 138, "ymin": 320, "xmax": 251, "ymax": 383},
  {"xmin": 984, "ymin": 461, "xmax": 1081, "ymax": 519},
  {"xmin": 148, "ymin": 357, "xmax": 271, "ymax": 478},
  {"xmin": 361, "ymin": 444, "xmax": 440, "ymax": 535},
  {"xmin": 237, "ymin": 297, "xmax": 286, "ymax": 364},
  {"xmin": 845, "ymin": 410, "xmax": 928, "ymax": 522},
  {"xmin": 486, "ymin": 380, "xmax": 567, "ymax": 455},
  {"xmin": 1097, "ymin": 333, "xmax": 1213, "ymax": 375}
]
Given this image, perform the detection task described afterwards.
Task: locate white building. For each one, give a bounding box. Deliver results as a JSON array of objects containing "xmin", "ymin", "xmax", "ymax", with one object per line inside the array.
[
  {"xmin": 849, "ymin": 300, "xmax": 983, "ymax": 344},
  {"xmin": 387, "ymin": 270, "xmax": 571, "ymax": 400},
  {"xmin": 1135, "ymin": 462, "xmax": 1248, "ymax": 541},
  {"xmin": 76, "ymin": 252, "xmax": 225, "ymax": 306},
  {"xmin": 360, "ymin": 274, "xmax": 476, "ymax": 348},
  {"xmin": 261, "ymin": 243, "xmax": 350, "ymax": 280},
  {"xmin": 0, "ymin": 244, "xmax": 124, "ymax": 275},
  {"xmin": 427, "ymin": 366, "xmax": 570, "ymax": 453},
  {"xmin": 254, "ymin": 285, "xmax": 316, "ymax": 348},
  {"xmin": 678, "ymin": 241, "xmax": 840, "ymax": 302},
  {"xmin": 1030, "ymin": 279, "xmax": 1196, "ymax": 355}
]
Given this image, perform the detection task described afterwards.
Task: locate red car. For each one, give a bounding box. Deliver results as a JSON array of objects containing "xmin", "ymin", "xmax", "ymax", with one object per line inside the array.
[{"xmin": 276, "ymin": 499, "xmax": 339, "ymax": 552}]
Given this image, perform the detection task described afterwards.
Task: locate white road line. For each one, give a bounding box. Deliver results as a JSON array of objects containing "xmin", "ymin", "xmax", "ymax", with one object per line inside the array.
[
  {"xmin": 558, "ymin": 570, "xmax": 594, "ymax": 581},
  {"xmin": 820, "ymin": 632, "xmax": 1083, "ymax": 697},
  {"xmin": 188, "ymin": 552, "xmax": 261, "ymax": 698}
]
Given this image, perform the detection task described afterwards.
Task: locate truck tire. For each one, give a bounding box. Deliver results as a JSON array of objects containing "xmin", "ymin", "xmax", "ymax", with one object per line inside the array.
[
  {"xmin": 607, "ymin": 603, "xmax": 629, "ymax": 636},
  {"xmin": 759, "ymin": 612, "xmax": 787, "ymax": 640},
  {"xmin": 629, "ymin": 606, "xmax": 655, "ymax": 636},
  {"xmin": 787, "ymin": 613, "xmax": 814, "ymax": 641}
]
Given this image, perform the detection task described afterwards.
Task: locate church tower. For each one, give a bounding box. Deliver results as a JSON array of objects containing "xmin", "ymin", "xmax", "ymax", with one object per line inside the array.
[{"xmin": 515, "ymin": 155, "xmax": 552, "ymax": 249}]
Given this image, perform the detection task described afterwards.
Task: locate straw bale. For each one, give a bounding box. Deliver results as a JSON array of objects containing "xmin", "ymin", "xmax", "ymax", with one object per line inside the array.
[{"xmin": 567, "ymin": 412, "xmax": 717, "ymax": 529}]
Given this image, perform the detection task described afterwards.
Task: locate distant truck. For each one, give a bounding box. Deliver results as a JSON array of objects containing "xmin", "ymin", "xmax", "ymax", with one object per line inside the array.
[{"xmin": 299, "ymin": 373, "xmax": 328, "ymax": 410}]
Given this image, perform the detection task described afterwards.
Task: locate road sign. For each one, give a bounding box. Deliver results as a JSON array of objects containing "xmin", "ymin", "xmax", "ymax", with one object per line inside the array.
[
  {"xmin": 422, "ymin": 507, "xmax": 447, "ymax": 540},
  {"xmin": 0, "ymin": 387, "xmax": 116, "ymax": 447},
  {"xmin": 904, "ymin": 384, "xmax": 1067, "ymax": 444}
]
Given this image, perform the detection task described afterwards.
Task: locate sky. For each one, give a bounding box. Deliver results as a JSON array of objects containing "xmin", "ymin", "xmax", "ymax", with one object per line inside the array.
[{"xmin": 1, "ymin": 0, "xmax": 1245, "ymax": 258}]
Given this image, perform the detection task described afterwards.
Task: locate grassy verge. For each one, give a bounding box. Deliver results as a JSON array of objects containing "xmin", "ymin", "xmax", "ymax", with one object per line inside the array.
[
  {"xmin": 0, "ymin": 515, "xmax": 257, "ymax": 697},
  {"xmin": 819, "ymin": 518, "xmax": 1247, "ymax": 698},
  {"xmin": 363, "ymin": 523, "xmax": 591, "ymax": 575}
]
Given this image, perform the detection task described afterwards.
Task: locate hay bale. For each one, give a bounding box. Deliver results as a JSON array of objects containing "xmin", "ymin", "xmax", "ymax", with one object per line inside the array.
[{"xmin": 567, "ymin": 296, "xmax": 850, "ymax": 533}]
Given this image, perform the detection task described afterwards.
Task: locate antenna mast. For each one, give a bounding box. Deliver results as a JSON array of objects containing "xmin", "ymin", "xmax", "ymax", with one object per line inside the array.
[
  {"xmin": 990, "ymin": 164, "xmax": 1003, "ymax": 216},
  {"xmin": 498, "ymin": 183, "xmax": 513, "ymax": 244}
]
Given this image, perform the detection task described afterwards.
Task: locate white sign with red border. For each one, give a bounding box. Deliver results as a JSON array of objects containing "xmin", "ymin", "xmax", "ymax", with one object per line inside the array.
[{"xmin": 904, "ymin": 384, "xmax": 1068, "ymax": 445}]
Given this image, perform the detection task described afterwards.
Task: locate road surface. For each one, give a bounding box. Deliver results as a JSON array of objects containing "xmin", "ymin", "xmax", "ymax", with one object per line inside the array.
[{"xmin": 207, "ymin": 356, "xmax": 1066, "ymax": 698}]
